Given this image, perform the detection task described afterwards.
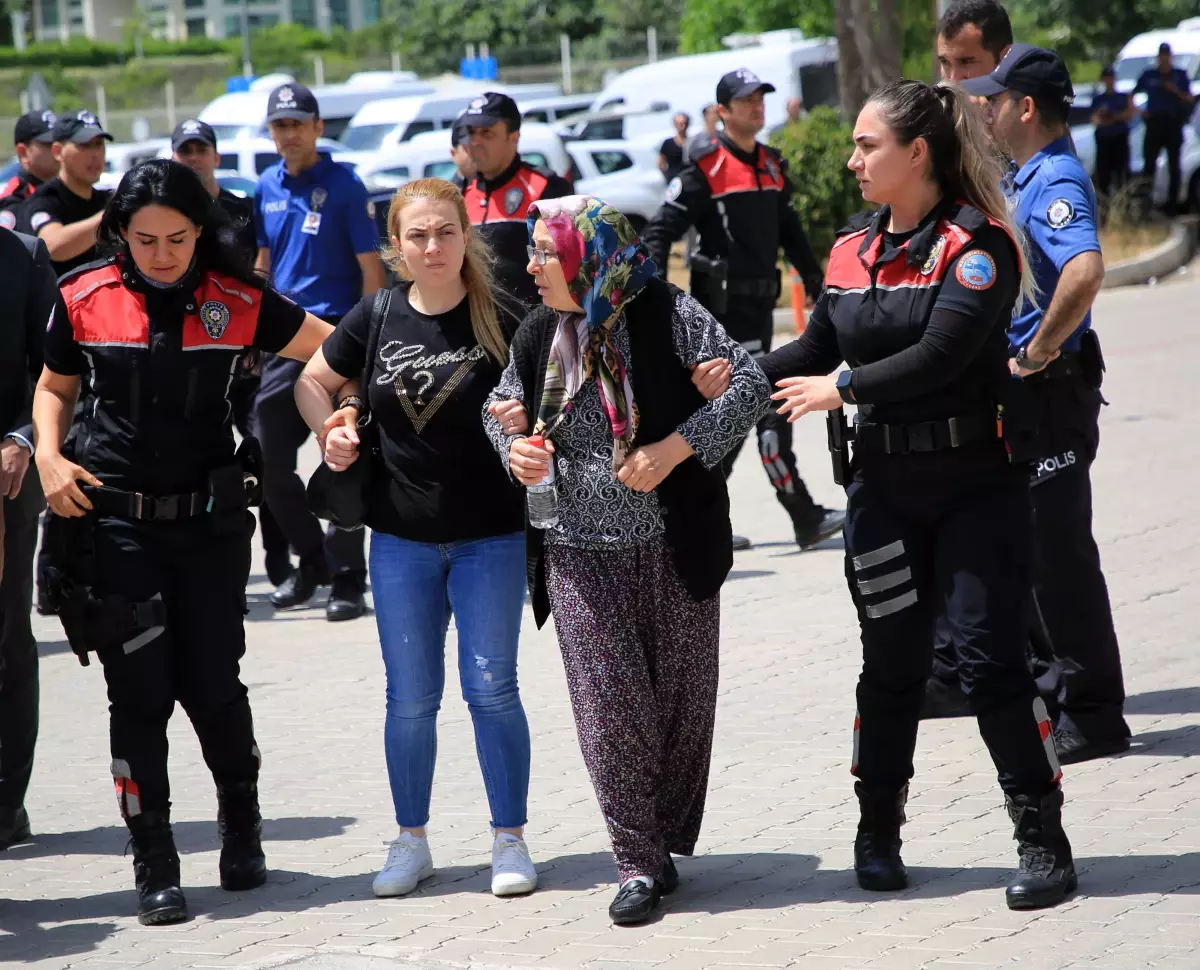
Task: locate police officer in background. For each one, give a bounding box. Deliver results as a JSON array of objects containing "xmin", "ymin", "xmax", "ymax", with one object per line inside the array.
[
  {"xmin": 19, "ymin": 110, "xmax": 113, "ymax": 277},
  {"xmin": 965, "ymin": 46, "xmax": 1130, "ymax": 764},
  {"xmin": 643, "ymin": 69, "xmax": 843, "ymax": 550},
  {"xmin": 172, "ymin": 118, "xmax": 292, "ymax": 585},
  {"xmin": 461, "ymin": 93, "xmax": 572, "ymax": 309},
  {"xmin": 254, "ymin": 83, "xmax": 385, "ymax": 620},
  {"xmin": 1134, "ymin": 42, "xmax": 1195, "ymax": 216},
  {"xmin": 1090, "ymin": 67, "xmax": 1134, "ymax": 198},
  {"xmin": 448, "ymin": 117, "xmax": 476, "ymax": 191},
  {"xmin": 0, "ymin": 111, "xmax": 59, "ymax": 229}
]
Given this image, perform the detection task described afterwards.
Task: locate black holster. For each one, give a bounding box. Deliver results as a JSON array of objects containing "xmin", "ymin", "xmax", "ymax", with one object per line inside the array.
[
  {"xmin": 1079, "ymin": 329, "xmax": 1105, "ymax": 390},
  {"xmin": 689, "ymin": 253, "xmax": 729, "ymax": 317},
  {"xmin": 235, "ymin": 436, "xmax": 264, "ymax": 507},
  {"xmin": 209, "ymin": 462, "xmax": 250, "ymax": 535},
  {"xmin": 826, "ymin": 407, "xmax": 854, "ymax": 487},
  {"xmin": 41, "ymin": 514, "xmax": 166, "ymax": 667},
  {"xmin": 996, "ymin": 376, "xmax": 1040, "ymax": 465}
]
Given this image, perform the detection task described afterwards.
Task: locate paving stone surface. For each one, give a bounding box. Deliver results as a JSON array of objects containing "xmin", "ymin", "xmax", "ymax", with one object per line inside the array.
[{"xmin": 3, "ymin": 279, "xmax": 1199, "ymax": 969}]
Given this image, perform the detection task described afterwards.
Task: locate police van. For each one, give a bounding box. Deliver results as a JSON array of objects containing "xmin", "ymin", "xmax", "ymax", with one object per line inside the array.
[{"xmin": 590, "ymin": 29, "xmax": 839, "ymax": 136}]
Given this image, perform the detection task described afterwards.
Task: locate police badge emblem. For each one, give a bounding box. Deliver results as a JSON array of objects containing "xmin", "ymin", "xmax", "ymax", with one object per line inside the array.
[
  {"xmin": 200, "ymin": 300, "xmax": 231, "ymax": 340},
  {"xmin": 921, "ymin": 235, "xmax": 946, "ymax": 275},
  {"xmin": 765, "ymin": 156, "xmax": 780, "ymax": 182},
  {"xmin": 503, "ymin": 187, "xmax": 524, "ymax": 215},
  {"xmin": 311, "ymin": 187, "xmax": 328, "ymax": 211},
  {"xmin": 1046, "ymin": 198, "xmax": 1075, "ymax": 228}
]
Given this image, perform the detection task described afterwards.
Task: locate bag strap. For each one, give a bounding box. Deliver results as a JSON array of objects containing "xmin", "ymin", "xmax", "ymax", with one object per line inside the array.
[{"xmin": 359, "ymin": 287, "xmax": 392, "ymax": 416}]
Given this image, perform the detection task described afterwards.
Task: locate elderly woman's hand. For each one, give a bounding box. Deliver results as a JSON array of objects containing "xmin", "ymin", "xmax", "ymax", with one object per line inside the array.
[
  {"xmin": 488, "ymin": 399, "xmax": 530, "ymax": 436},
  {"xmin": 690, "ymin": 358, "xmax": 732, "ymax": 400},
  {"xmin": 771, "ymin": 375, "xmax": 843, "ymax": 423},
  {"xmin": 617, "ymin": 433, "xmax": 694, "ymax": 492},
  {"xmin": 510, "ymin": 435, "xmax": 554, "ymax": 486}
]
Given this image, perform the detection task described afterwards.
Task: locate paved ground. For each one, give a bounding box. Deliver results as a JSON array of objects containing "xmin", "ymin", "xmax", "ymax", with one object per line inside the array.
[{"xmin": 4, "ymin": 276, "xmax": 1200, "ymax": 970}]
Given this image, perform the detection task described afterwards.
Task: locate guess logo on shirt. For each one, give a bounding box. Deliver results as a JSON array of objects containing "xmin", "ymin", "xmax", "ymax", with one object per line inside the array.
[{"xmin": 376, "ymin": 340, "xmax": 488, "ymax": 433}]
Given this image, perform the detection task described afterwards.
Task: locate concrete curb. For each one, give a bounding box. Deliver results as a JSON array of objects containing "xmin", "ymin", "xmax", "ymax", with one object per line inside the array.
[{"xmin": 1102, "ymin": 217, "xmax": 1197, "ymax": 288}]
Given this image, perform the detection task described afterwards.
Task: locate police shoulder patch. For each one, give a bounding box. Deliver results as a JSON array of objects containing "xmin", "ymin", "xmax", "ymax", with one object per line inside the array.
[
  {"xmin": 200, "ymin": 300, "xmax": 231, "ymax": 340},
  {"xmin": 955, "ymin": 249, "xmax": 997, "ymax": 291},
  {"xmin": 29, "ymin": 211, "xmax": 51, "ymax": 231},
  {"xmin": 1046, "ymin": 197, "xmax": 1075, "ymax": 228},
  {"xmin": 665, "ymin": 177, "xmax": 683, "ymax": 202},
  {"xmin": 0, "ymin": 210, "xmax": 15, "ymax": 230}
]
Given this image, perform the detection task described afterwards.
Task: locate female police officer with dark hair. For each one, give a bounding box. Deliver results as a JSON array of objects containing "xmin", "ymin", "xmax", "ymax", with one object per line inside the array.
[
  {"xmin": 32, "ymin": 159, "xmax": 334, "ymax": 925},
  {"xmin": 761, "ymin": 80, "xmax": 1078, "ymax": 911}
]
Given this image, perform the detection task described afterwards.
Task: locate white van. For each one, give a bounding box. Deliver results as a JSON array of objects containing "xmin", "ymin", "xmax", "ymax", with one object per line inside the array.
[
  {"xmin": 590, "ymin": 29, "xmax": 838, "ymax": 134},
  {"xmin": 519, "ymin": 93, "xmax": 597, "ymax": 125},
  {"xmin": 336, "ymin": 95, "xmax": 476, "ymax": 166},
  {"xmin": 347, "ymin": 122, "xmax": 572, "ymax": 191},
  {"xmin": 1113, "ymin": 20, "xmax": 1200, "ymax": 95},
  {"xmin": 197, "ymin": 75, "xmax": 435, "ymax": 146}
]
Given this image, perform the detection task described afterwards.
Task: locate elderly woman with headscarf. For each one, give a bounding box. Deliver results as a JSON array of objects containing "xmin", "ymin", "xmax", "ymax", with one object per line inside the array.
[{"xmin": 484, "ymin": 196, "xmax": 768, "ymax": 925}]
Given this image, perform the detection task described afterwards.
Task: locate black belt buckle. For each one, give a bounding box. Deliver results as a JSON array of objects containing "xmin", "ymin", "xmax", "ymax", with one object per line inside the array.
[
  {"xmin": 152, "ymin": 494, "xmax": 180, "ymax": 521},
  {"xmin": 882, "ymin": 424, "xmax": 908, "ymax": 454}
]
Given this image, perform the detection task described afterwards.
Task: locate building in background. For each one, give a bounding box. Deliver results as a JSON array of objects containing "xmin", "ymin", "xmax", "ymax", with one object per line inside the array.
[{"xmin": 30, "ymin": 0, "xmax": 379, "ymax": 42}]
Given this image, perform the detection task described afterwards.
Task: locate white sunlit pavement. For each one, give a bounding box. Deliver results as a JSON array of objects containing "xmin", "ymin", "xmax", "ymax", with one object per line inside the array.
[{"xmin": 4, "ymin": 277, "xmax": 1200, "ymax": 970}]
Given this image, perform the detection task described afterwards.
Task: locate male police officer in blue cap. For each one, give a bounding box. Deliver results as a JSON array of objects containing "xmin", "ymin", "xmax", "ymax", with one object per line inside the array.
[{"xmin": 964, "ymin": 45, "xmax": 1130, "ymax": 765}]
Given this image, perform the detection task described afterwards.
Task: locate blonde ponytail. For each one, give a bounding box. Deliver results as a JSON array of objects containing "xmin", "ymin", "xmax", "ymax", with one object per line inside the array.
[{"xmin": 384, "ymin": 177, "xmax": 511, "ymax": 365}]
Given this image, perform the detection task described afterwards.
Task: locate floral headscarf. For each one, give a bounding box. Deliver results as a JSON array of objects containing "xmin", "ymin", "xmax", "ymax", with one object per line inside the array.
[{"xmin": 528, "ymin": 195, "xmax": 658, "ymax": 470}]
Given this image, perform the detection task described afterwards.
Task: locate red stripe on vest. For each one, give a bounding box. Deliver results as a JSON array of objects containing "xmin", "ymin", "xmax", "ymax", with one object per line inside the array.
[
  {"xmin": 699, "ymin": 145, "xmax": 786, "ymax": 198},
  {"xmin": 464, "ymin": 168, "xmax": 551, "ymax": 226}
]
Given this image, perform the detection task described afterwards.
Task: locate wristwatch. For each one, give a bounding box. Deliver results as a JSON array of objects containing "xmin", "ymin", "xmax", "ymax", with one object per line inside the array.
[
  {"xmin": 337, "ymin": 395, "xmax": 366, "ymax": 412},
  {"xmin": 1014, "ymin": 346, "xmax": 1050, "ymax": 372},
  {"xmin": 836, "ymin": 370, "xmax": 856, "ymax": 404}
]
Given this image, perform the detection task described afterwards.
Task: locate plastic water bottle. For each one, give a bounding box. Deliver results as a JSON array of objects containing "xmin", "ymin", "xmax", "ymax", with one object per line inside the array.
[{"xmin": 525, "ymin": 434, "xmax": 560, "ymax": 529}]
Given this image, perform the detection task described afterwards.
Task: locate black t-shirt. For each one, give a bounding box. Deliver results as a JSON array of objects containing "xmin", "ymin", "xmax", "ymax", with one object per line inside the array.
[
  {"xmin": 20, "ymin": 178, "xmax": 111, "ymax": 277},
  {"xmin": 321, "ymin": 283, "xmax": 524, "ymax": 543},
  {"xmin": 659, "ymin": 136, "xmax": 686, "ymax": 182},
  {"xmin": 217, "ymin": 188, "xmax": 259, "ymax": 264}
]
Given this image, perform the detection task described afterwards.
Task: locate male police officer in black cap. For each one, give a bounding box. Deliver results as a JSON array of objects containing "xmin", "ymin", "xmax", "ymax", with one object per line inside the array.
[
  {"xmin": 0, "ymin": 111, "xmax": 59, "ymax": 229},
  {"xmin": 643, "ymin": 69, "xmax": 843, "ymax": 551},
  {"xmin": 460, "ymin": 92, "xmax": 571, "ymax": 309},
  {"xmin": 171, "ymin": 119, "xmax": 258, "ymax": 259}
]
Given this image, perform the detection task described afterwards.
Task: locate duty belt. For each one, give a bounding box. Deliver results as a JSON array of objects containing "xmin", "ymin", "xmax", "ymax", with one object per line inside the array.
[
  {"xmin": 855, "ymin": 413, "xmax": 998, "ymax": 455},
  {"xmin": 84, "ymin": 485, "xmax": 208, "ymax": 521},
  {"xmin": 1023, "ymin": 351, "xmax": 1082, "ymax": 383},
  {"xmin": 727, "ymin": 278, "xmax": 778, "ymax": 298}
]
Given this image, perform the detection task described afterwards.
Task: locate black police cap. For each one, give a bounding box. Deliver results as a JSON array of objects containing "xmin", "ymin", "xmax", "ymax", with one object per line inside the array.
[
  {"xmin": 14, "ymin": 109, "xmax": 57, "ymax": 146},
  {"xmin": 266, "ymin": 82, "xmax": 320, "ymax": 123},
  {"xmin": 961, "ymin": 43, "xmax": 1075, "ymax": 106},
  {"xmin": 51, "ymin": 109, "xmax": 114, "ymax": 145},
  {"xmin": 450, "ymin": 116, "xmax": 471, "ymax": 147},
  {"xmin": 171, "ymin": 118, "xmax": 217, "ymax": 151},
  {"xmin": 716, "ymin": 69, "xmax": 776, "ymax": 107},
  {"xmin": 459, "ymin": 92, "xmax": 521, "ymax": 132}
]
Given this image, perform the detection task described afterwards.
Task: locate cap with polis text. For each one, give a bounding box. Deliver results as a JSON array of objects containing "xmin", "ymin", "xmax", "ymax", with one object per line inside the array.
[
  {"xmin": 266, "ymin": 82, "xmax": 320, "ymax": 123},
  {"xmin": 172, "ymin": 118, "xmax": 217, "ymax": 151},
  {"xmin": 961, "ymin": 43, "xmax": 1075, "ymax": 106},
  {"xmin": 14, "ymin": 109, "xmax": 57, "ymax": 146},
  {"xmin": 51, "ymin": 109, "xmax": 113, "ymax": 144},
  {"xmin": 458, "ymin": 92, "xmax": 521, "ymax": 131},
  {"xmin": 716, "ymin": 68, "xmax": 776, "ymax": 106}
]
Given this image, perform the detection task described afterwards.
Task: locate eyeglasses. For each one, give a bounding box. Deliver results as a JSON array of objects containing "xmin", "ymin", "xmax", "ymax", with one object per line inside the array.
[{"xmin": 526, "ymin": 245, "xmax": 558, "ymax": 266}]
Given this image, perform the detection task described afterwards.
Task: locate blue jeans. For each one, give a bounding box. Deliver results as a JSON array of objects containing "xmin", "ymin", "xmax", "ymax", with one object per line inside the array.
[{"xmin": 369, "ymin": 530, "xmax": 530, "ymax": 829}]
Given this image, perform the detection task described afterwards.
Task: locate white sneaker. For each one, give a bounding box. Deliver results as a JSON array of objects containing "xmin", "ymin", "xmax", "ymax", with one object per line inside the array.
[
  {"xmin": 372, "ymin": 832, "xmax": 434, "ymax": 897},
  {"xmin": 491, "ymin": 833, "xmax": 538, "ymax": 896}
]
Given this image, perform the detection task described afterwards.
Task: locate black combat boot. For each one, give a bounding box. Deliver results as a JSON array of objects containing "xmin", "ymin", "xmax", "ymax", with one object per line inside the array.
[
  {"xmin": 217, "ymin": 780, "xmax": 268, "ymax": 891},
  {"xmin": 853, "ymin": 781, "xmax": 909, "ymax": 891},
  {"xmin": 778, "ymin": 492, "xmax": 846, "ymax": 550},
  {"xmin": 127, "ymin": 810, "xmax": 188, "ymax": 926},
  {"xmin": 270, "ymin": 555, "xmax": 328, "ymax": 610},
  {"xmin": 1005, "ymin": 788, "xmax": 1077, "ymax": 910}
]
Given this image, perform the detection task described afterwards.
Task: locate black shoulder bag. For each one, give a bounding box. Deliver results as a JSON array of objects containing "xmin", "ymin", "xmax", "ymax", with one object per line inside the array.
[{"xmin": 306, "ymin": 287, "xmax": 392, "ymax": 530}]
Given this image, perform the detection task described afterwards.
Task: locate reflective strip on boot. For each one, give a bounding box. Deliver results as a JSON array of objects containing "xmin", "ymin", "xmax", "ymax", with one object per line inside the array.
[
  {"xmin": 112, "ymin": 758, "xmax": 142, "ymax": 818},
  {"xmin": 1033, "ymin": 697, "xmax": 1062, "ymax": 783},
  {"xmin": 759, "ymin": 430, "xmax": 794, "ymax": 492},
  {"xmin": 851, "ymin": 710, "xmax": 861, "ymax": 776}
]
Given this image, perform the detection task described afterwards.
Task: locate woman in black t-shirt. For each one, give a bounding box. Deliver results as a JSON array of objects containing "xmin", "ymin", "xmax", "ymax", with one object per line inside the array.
[{"xmin": 295, "ymin": 177, "xmax": 538, "ymax": 901}]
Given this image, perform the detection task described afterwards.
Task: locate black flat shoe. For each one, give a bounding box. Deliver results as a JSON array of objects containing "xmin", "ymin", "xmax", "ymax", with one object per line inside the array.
[
  {"xmin": 795, "ymin": 508, "xmax": 846, "ymax": 550},
  {"xmin": 732, "ymin": 535, "xmax": 752, "ymax": 551},
  {"xmin": 609, "ymin": 878, "xmax": 662, "ymax": 925},
  {"xmin": 270, "ymin": 558, "xmax": 327, "ymax": 610},
  {"xmin": 661, "ymin": 856, "xmax": 679, "ymax": 895},
  {"xmin": 326, "ymin": 574, "xmax": 366, "ymax": 622},
  {"xmin": 1053, "ymin": 728, "xmax": 1131, "ymax": 766},
  {"xmin": 0, "ymin": 806, "xmax": 31, "ymax": 848}
]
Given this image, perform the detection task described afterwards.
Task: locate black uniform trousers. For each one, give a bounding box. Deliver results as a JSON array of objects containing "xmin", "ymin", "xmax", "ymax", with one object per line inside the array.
[
  {"xmin": 229, "ymin": 369, "xmax": 289, "ymax": 565},
  {"xmin": 1026, "ymin": 374, "xmax": 1129, "ymax": 742},
  {"xmin": 93, "ymin": 513, "xmax": 259, "ymax": 815},
  {"xmin": 253, "ymin": 355, "xmax": 365, "ymax": 578},
  {"xmin": 715, "ymin": 294, "xmax": 818, "ymax": 516},
  {"xmin": 845, "ymin": 455, "xmax": 1060, "ymax": 797},
  {"xmin": 1143, "ymin": 119, "xmax": 1184, "ymax": 213},
  {"xmin": 1094, "ymin": 135, "xmax": 1131, "ymax": 198},
  {"xmin": 0, "ymin": 468, "xmax": 44, "ymax": 811}
]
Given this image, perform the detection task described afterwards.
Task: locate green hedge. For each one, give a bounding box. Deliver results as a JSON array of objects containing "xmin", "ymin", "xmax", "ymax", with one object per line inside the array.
[
  {"xmin": 770, "ymin": 106, "xmax": 866, "ymax": 260},
  {"xmin": 0, "ymin": 36, "xmax": 235, "ymax": 68}
]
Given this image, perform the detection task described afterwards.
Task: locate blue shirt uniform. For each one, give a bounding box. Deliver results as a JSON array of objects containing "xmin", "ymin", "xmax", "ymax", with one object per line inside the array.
[
  {"xmin": 1134, "ymin": 66, "xmax": 1193, "ymax": 124},
  {"xmin": 1007, "ymin": 136, "xmax": 1102, "ymax": 353},
  {"xmin": 1089, "ymin": 91, "xmax": 1131, "ymax": 139},
  {"xmin": 254, "ymin": 154, "xmax": 379, "ymax": 318}
]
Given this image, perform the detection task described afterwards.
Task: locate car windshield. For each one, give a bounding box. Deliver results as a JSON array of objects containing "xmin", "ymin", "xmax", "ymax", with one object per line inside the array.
[
  {"xmin": 1116, "ymin": 53, "xmax": 1196, "ymax": 83},
  {"xmin": 340, "ymin": 124, "xmax": 397, "ymax": 152}
]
